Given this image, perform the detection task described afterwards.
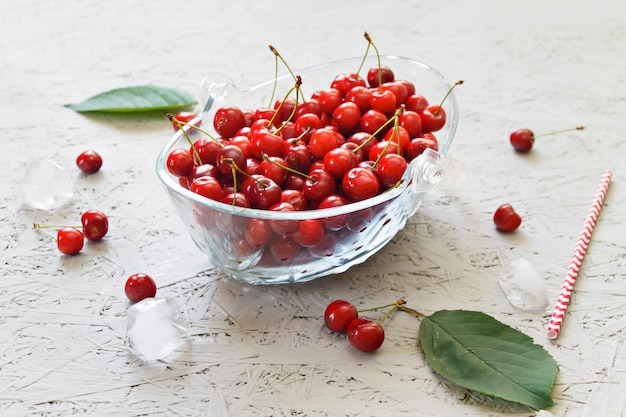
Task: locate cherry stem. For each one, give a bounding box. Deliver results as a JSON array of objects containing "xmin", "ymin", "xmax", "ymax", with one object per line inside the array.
[
  {"xmin": 397, "ymin": 305, "xmax": 426, "ymax": 319},
  {"xmin": 168, "ymin": 115, "xmax": 204, "ymax": 163},
  {"xmin": 33, "ymin": 223, "xmax": 80, "ymax": 229},
  {"xmin": 33, "ymin": 223, "xmax": 70, "ymax": 239},
  {"xmin": 230, "ymin": 164, "xmax": 238, "ymax": 203},
  {"xmin": 293, "ymin": 126, "xmax": 311, "ymax": 142},
  {"xmin": 261, "ymin": 153, "xmax": 314, "ymax": 181},
  {"xmin": 372, "ymin": 115, "xmax": 403, "ymax": 168},
  {"xmin": 357, "ymin": 299, "xmax": 407, "ymax": 326},
  {"xmin": 535, "ymin": 126, "xmax": 585, "ymax": 139},
  {"xmin": 362, "ymin": 32, "xmax": 384, "ymax": 93},
  {"xmin": 167, "ymin": 114, "xmax": 220, "ymax": 144},
  {"xmin": 433, "ymin": 80, "xmax": 464, "ymax": 116},
  {"xmin": 357, "ymin": 299, "xmax": 406, "ymax": 314},
  {"xmin": 270, "ymin": 77, "xmax": 302, "ymax": 134},
  {"xmin": 355, "ymin": 31, "xmax": 373, "ymax": 77},
  {"xmin": 268, "ymin": 45, "xmax": 304, "ymax": 106},
  {"xmin": 225, "ymin": 159, "xmax": 268, "ymax": 189},
  {"xmin": 167, "ymin": 113, "xmax": 224, "ymax": 166}
]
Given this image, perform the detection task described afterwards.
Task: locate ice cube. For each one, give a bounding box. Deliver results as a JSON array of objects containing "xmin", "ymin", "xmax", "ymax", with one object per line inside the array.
[
  {"xmin": 126, "ymin": 298, "xmax": 188, "ymax": 362},
  {"xmin": 20, "ymin": 160, "xmax": 74, "ymax": 210},
  {"xmin": 498, "ymin": 257, "xmax": 549, "ymax": 312}
]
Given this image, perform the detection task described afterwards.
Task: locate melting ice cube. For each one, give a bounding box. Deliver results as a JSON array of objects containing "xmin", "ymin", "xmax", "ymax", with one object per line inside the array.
[
  {"xmin": 498, "ymin": 258, "xmax": 549, "ymax": 312},
  {"xmin": 20, "ymin": 160, "xmax": 74, "ymax": 210},
  {"xmin": 126, "ymin": 298, "xmax": 188, "ymax": 362}
]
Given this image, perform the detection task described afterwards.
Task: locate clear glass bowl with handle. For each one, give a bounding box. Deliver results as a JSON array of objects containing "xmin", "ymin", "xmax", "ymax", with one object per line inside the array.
[{"xmin": 156, "ymin": 55, "xmax": 459, "ymax": 284}]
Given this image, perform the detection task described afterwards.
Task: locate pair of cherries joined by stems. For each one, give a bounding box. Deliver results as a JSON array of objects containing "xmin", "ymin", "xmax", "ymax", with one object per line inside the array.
[
  {"xmin": 324, "ymin": 298, "xmax": 421, "ymax": 352},
  {"xmin": 34, "ymin": 210, "xmax": 109, "ymax": 255}
]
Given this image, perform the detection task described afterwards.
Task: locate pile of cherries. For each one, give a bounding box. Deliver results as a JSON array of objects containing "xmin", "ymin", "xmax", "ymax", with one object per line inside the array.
[
  {"xmin": 165, "ymin": 61, "xmax": 459, "ymax": 261},
  {"xmin": 166, "ymin": 64, "xmax": 452, "ymax": 213}
]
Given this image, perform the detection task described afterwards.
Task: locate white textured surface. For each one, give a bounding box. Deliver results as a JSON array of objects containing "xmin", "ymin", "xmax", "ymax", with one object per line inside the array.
[{"xmin": 1, "ymin": 1, "xmax": 625, "ymax": 416}]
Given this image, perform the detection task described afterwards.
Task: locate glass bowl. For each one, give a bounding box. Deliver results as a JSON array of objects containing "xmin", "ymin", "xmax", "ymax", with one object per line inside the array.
[{"xmin": 156, "ymin": 55, "xmax": 459, "ymax": 284}]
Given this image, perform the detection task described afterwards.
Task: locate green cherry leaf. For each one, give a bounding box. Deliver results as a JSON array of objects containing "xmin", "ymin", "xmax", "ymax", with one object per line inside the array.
[
  {"xmin": 419, "ymin": 310, "xmax": 558, "ymax": 410},
  {"xmin": 64, "ymin": 85, "xmax": 197, "ymax": 113}
]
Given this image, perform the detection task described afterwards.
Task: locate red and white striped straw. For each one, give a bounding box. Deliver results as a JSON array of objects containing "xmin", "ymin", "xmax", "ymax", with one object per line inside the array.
[{"xmin": 547, "ymin": 170, "xmax": 613, "ymax": 340}]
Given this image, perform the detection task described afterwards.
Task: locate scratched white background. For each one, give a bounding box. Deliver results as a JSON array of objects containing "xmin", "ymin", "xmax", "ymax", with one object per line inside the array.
[{"xmin": 1, "ymin": 1, "xmax": 625, "ymax": 416}]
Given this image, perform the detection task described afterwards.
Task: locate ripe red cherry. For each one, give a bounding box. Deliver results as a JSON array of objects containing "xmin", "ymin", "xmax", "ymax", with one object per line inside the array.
[
  {"xmin": 381, "ymin": 81, "xmax": 408, "ymax": 106},
  {"xmin": 192, "ymin": 138, "xmax": 224, "ymax": 166},
  {"xmin": 214, "ymin": 105, "xmax": 245, "ymax": 138},
  {"xmin": 360, "ymin": 109, "xmax": 388, "ymax": 135},
  {"xmin": 166, "ymin": 148, "xmax": 194, "ymax": 178},
  {"xmin": 294, "ymin": 112, "xmax": 323, "ymax": 139},
  {"xmin": 244, "ymin": 218, "xmax": 273, "ymax": 248},
  {"xmin": 80, "ymin": 210, "xmax": 109, "ymax": 241},
  {"xmin": 384, "ymin": 125, "xmax": 410, "ymax": 152},
  {"xmin": 188, "ymin": 163, "xmax": 219, "ymax": 183},
  {"xmin": 284, "ymin": 142, "xmax": 313, "ymax": 173},
  {"xmin": 318, "ymin": 88, "xmax": 343, "ymax": 114},
  {"xmin": 269, "ymin": 202, "xmax": 299, "ymax": 236},
  {"xmin": 420, "ymin": 79, "xmax": 463, "ymax": 133},
  {"xmin": 399, "ymin": 110, "xmax": 423, "ymax": 137},
  {"xmin": 280, "ymin": 189, "xmax": 308, "ymax": 210},
  {"xmin": 250, "ymin": 128, "xmax": 285, "ymax": 159},
  {"xmin": 294, "ymin": 99, "xmax": 322, "ymax": 119},
  {"xmin": 302, "ymin": 168, "xmax": 336, "ymax": 203},
  {"xmin": 318, "ymin": 194, "xmax": 349, "ymax": 231},
  {"xmin": 509, "ymin": 126, "xmax": 585, "ymax": 153},
  {"xmin": 368, "ymin": 140, "xmax": 395, "ymax": 162},
  {"xmin": 222, "ymin": 192, "xmax": 251, "ymax": 208},
  {"xmin": 309, "ymin": 128, "xmax": 339, "ymax": 160},
  {"xmin": 124, "ymin": 273, "xmax": 157, "ymax": 303},
  {"xmin": 494, "ymin": 203, "xmax": 522, "ymax": 232},
  {"xmin": 377, "ymin": 153, "xmax": 408, "ymax": 188},
  {"xmin": 57, "ymin": 227, "xmax": 84, "ymax": 255},
  {"xmin": 420, "ymin": 105, "xmax": 447, "ymax": 133},
  {"xmin": 509, "ymin": 128, "xmax": 535, "ymax": 152},
  {"xmin": 76, "ymin": 150, "xmax": 103, "ymax": 174},
  {"xmin": 246, "ymin": 175, "xmax": 282, "ymax": 209},
  {"xmin": 323, "ymin": 147, "xmax": 358, "ymax": 179},
  {"xmin": 332, "ymin": 102, "xmax": 361, "ymax": 135},
  {"xmin": 294, "ymin": 218, "xmax": 324, "ymax": 247},
  {"xmin": 274, "ymin": 96, "xmax": 296, "ymax": 123},
  {"xmin": 259, "ymin": 156, "xmax": 289, "ymax": 186},
  {"xmin": 269, "ymin": 236, "xmax": 301, "ymax": 262},
  {"xmin": 347, "ymin": 317, "xmax": 385, "ymax": 352},
  {"xmin": 369, "ymin": 89, "xmax": 397, "ymax": 114},
  {"xmin": 341, "ymin": 73, "xmax": 366, "ymax": 93},
  {"xmin": 324, "ymin": 299, "xmax": 358, "ymax": 333},
  {"xmin": 405, "ymin": 94, "xmax": 429, "ymax": 113},
  {"xmin": 342, "ymin": 167, "xmax": 380, "ymax": 201},
  {"xmin": 367, "ymin": 65, "xmax": 394, "ymax": 88},
  {"xmin": 345, "ymin": 86, "xmax": 372, "ymax": 113},
  {"xmin": 406, "ymin": 135, "xmax": 439, "ymax": 160},
  {"xmin": 171, "ymin": 111, "xmax": 198, "ymax": 131},
  {"xmin": 190, "ymin": 176, "xmax": 223, "ymax": 201},
  {"xmin": 216, "ymin": 144, "xmax": 246, "ymax": 179}
]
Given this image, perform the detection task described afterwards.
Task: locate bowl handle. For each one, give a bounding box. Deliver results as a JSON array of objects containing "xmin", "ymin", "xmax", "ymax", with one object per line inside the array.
[
  {"xmin": 410, "ymin": 148, "xmax": 466, "ymax": 193},
  {"xmin": 197, "ymin": 71, "xmax": 244, "ymax": 116}
]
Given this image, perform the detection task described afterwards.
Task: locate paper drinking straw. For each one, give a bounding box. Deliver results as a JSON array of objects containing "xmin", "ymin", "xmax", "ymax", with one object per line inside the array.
[{"xmin": 546, "ymin": 170, "xmax": 613, "ymax": 340}]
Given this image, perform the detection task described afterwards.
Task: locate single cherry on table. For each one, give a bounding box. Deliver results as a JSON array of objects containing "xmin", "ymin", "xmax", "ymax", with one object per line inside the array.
[
  {"xmin": 494, "ymin": 203, "xmax": 522, "ymax": 232},
  {"xmin": 124, "ymin": 273, "xmax": 157, "ymax": 303},
  {"xmin": 76, "ymin": 150, "xmax": 103, "ymax": 174},
  {"xmin": 509, "ymin": 126, "xmax": 585, "ymax": 153}
]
